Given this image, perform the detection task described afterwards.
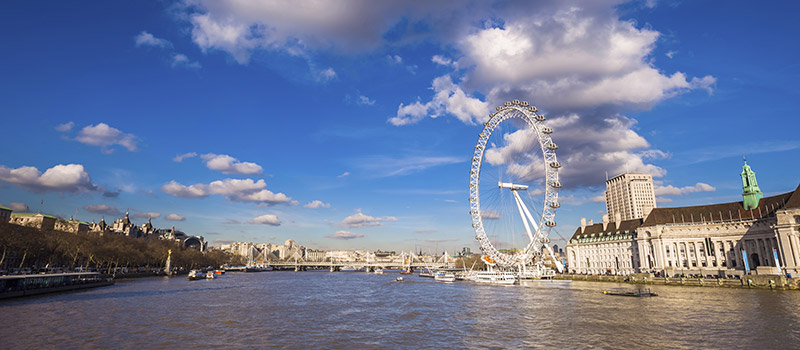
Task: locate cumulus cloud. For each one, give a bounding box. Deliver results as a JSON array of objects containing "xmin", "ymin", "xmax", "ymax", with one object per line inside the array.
[
  {"xmin": 201, "ymin": 153, "xmax": 263, "ymax": 175},
  {"xmin": 339, "ymin": 209, "xmax": 397, "ymax": 228},
  {"xmin": 655, "ymin": 182, "xmax": 716, "ymax": 196},
  {"xmin": 0, "ymin": 164, "xmax": 98, "ymax": 193},
  {"xmin": 135, "ymin": 31, "xmax": 171, "ymax": 48},
  {"xmin": 326, "ymin": 230, "xmax": 364, "ymax": 240},
  {"xmin": 161, "ymin": 178, "xmax": 292, "ymax": 205},
  {"xmin": 74, "ymin": 123, "xmax": 138, "ymax": 154},
  {"xmin": 173, "ymin": 152, "xmax": 198, "ymax": 162},
  {"xmin": 166, "ymin": 213, "xmax": 186, "ymax": 221},
  {"xmin": 389, "ymin": 75, "xmax": 489, "ymax": 126},
  {"xmin": 55, "ymin": 122, "xmax": 74, "ymax": 132},
  {"xmin": 83, "ymin": 204, "xmax": 122, "ymax": 216},
  {"xmin": 248, "ymin": 214, "xmax": 281, "ymax": 226},
  {"xmin": 303, "ymin": 200, "xmax": 331, "ymax": 209},
  {"xmin": 134, "ymin": 212, "xmax": 161, "ymax": 219}
]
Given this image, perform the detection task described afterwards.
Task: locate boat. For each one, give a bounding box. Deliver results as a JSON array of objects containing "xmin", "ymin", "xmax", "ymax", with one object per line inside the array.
[
  {"xmin": 214, "ymin": 269, "xmax": 225, "ymax": 275},
  {"xmin": 187, "ymin": 270, "xmax": 204, "ymax": 280},
  {"xmin": 472, "ymin": 271, "xmax": 517, "ymax": 285},
  {"xmin": 400, "ymin": 267, "xmax": 413, "ymax": 275},
  {"xmin": 205, "ymin": 271, "xmax": 215, "ymax": 279},
  {"xmin": 418, "ymin": 270, "xmax": 435, "ymax": 278},
  {"xmin": 603, "ymin": 288, "xmax": 658, "ymax": 297},
  {"xmin": 395, "ymin": 277, "xmax": 404, "ymax": 282},
  {"xmin": 0, "ymin": 272, "xmax": 114, "ymax": 299},
  {"xmin": 374, "ymin": 268, "xmax": 384, "ymax": 274},
  {"xmin": 434, "ymin": 271, "xmax": 456, "ymax": 283}
]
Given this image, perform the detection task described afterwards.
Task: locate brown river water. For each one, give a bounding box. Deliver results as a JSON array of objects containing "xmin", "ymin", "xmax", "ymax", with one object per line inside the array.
[{"xmin": 1, "ymin": 271, "xmax": 799, "ymax": 349}]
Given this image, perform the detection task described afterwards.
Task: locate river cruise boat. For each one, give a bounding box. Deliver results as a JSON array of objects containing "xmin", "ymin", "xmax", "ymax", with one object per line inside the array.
[
  {"xmin": 472, "ymin": 271, "xmax": 517, "ymax": 285},
  {"xmin": 434, "ymin": 271, "xmax": 456, "ymax": 283},
  {"xmin": 603, "ymin": 288, "xmax": 658, "ymax": 297},
  {"xmin": 0, "ymin": 272, "xmax": 114, "ymax": 299}
]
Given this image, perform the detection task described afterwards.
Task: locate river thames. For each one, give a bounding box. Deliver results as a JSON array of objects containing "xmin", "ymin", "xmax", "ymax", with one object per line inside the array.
[{"xmin": 2, "ymin": 271, "xmax": 799, "ymax": 349}]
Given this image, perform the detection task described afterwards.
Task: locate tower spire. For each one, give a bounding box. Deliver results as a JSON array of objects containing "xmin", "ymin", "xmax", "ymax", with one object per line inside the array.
[{"xmin": 741, "ymin": 156, "xmax": 763, "ymax": 210}]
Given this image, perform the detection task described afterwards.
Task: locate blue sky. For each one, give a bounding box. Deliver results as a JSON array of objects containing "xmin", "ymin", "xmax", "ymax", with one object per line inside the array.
[{"xmin": 1, "ymin": 0, "xmax": 798, "ymax": 252}]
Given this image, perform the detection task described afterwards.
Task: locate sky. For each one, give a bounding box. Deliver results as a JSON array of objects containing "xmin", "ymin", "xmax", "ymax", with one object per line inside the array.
[{"xmin": 1, "ymin": 0, "xmax": 799, "ymax": 252}]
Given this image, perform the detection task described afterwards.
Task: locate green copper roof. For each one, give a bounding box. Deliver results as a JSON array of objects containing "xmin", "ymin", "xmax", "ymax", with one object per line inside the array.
[
  {"xmin": 0, "ymin": 206, "xmax": 11, "ymax": 211},
  {"xmin": 741, "ymin": 158, "xmax": 763, "ymax": 210}
]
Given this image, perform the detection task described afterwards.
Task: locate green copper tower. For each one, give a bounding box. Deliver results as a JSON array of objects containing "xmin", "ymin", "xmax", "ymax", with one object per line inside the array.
[{"xmin": 741, "ymin": 157, "xmax": 763, "ymax": 210}]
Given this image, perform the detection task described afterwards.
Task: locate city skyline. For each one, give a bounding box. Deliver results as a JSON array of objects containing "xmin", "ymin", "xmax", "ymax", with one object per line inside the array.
[{"xmin": 1, "ymin": 1, "xmax": 799, "ymax": 252}]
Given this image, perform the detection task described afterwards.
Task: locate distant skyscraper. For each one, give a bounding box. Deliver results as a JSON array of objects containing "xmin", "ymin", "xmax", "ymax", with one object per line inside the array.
[{"xmin": 605, "ymin": 173, "xmax": 657, "ymax": 221}]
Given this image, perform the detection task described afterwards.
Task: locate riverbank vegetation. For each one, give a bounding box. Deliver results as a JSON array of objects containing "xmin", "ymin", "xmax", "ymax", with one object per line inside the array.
[{"xmin": 0, "ymin": 222, "xmax": 243, "ymax": 273}]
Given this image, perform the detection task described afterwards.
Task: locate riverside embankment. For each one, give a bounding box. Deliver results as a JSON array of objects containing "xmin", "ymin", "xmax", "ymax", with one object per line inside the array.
[{"xmin": 555, "ymin": 273, "xmax": 800, "ymax": 290}]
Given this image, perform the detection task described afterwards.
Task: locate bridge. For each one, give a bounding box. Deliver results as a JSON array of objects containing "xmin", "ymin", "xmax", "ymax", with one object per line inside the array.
[{"xmin": 259, "ymin": 261, "xmax": 455, "ymax": 272}]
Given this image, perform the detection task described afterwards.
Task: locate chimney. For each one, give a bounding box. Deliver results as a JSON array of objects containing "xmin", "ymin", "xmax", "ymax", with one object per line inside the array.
[
  {"xmin": 580, "ymin": 218, "xmax": 586, "ymax": 233},
  {"xmin": 588, "ymin": 219, "xmax": 593, "ymax": 225},
  {"xmin": 614, "ymin": 212, "xmax": 622, "ymax": 229},
  {"xmin": 602, "ymin": 214, "xmax": 609, "ymax": 231}
]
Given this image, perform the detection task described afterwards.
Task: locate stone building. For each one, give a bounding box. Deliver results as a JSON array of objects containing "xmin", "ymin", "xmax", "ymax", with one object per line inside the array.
[
  {"xmin": 567, "ymin": 161, "xmax": 800, "ymax": 277},
  {"xmin": 0, "ymin": 206, "xmax": 11, "ymax": 222},
  {"xmin": 10, "ymin": 213, "xmax": 56, "ymax": 231},
  {"xmin": 54, "ymin": 219, "xmax": 89, "ymax": 233},
  {"xmin": 605, "ymin": 173, "xmax": 657, "ymax": 221}
]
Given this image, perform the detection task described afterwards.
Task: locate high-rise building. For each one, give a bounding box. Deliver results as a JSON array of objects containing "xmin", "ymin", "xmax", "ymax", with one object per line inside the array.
[{"xmin": 604, "ymin": 173, "xmax": 657, "ymax": 221}]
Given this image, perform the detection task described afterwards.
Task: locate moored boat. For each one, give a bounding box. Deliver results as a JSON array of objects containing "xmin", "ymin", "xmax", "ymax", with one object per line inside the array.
[
  {"xmin": 434, "ymin": 271, "xmax": 456, "ymax": 283},
  {"xmin": 472, "ymin": 271, "xmax": 516, "ymax": 285},
  {"xmin": 187, "ymin": 270, "xmax": 204, "ymax": 280}
]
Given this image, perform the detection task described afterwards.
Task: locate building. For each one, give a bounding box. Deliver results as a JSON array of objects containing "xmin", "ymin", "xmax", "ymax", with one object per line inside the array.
[
  {"xmin": 567, "ymin": 160, "xmax": 800, "ymax": 277},
  {"xmin": 604, "ymin": 173, "xmax": 657, "ymax": 221},
  {"xmin": 54, "ymin": 219, "xmax": 89, "ymax": 233},
  {"xmin": 10, "ymin": 213, "xmax": 56, "ymax": 231},
  {"xmin": 0, "ymin": 206, "xmax": 11, "ymax": 222}
]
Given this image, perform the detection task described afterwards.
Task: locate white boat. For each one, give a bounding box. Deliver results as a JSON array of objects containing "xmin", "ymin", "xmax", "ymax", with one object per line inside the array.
[
  {"xmin": 434, "ymin": 271, "xmax": 456, "ymax": 283},
  {"xmin": 472, "ymin": 271, "xmax": 516, "ymax": 285},
  {"xmin": 374, "ymin": 268, "xmax": 384, "ymax": 274},
  {"xmin": 187, "ymin": 270, "xmax": 204, "ymax": 280},
  {"xmin": 205, "ymin": 271, "xmax": 215, "ymax": 279}
]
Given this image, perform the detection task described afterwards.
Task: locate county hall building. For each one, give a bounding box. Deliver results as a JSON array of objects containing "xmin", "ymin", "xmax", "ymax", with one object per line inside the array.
[{"xmin": 566, "ymin": 161, "xmax": 800, "ymax": 277}]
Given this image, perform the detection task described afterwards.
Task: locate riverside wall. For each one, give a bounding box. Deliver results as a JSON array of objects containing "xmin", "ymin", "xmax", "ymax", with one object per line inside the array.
[{"xmin": 554, "ymin": 273, "xmax": 800, "ymax": 290}]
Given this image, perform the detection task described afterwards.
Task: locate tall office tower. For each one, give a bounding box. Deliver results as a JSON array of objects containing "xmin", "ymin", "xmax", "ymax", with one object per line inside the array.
[{"xmin": 604, "ymin": 173, "xmax": 657, "ymax": 221}]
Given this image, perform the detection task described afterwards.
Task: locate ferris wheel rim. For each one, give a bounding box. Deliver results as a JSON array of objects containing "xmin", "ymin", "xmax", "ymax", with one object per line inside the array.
[{"xmin": 469, "ymin": 100, "xmax": 560, "ymax": 268}]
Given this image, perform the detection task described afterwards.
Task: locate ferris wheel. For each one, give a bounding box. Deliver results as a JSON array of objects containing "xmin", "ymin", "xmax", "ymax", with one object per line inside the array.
[{"xmin": 468, "ymin": 100, "xmax": 562, "ymax": 272}]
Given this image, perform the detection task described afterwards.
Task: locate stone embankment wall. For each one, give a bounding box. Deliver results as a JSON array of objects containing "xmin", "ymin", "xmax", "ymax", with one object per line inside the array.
[{"xmin": 555, "ymin": 273, "xmax": 800, "ymax": 290}]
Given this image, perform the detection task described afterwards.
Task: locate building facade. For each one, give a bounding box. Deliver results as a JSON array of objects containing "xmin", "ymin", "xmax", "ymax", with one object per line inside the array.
[
  {"xmin": 605, "ymin": 173, "xmax": 657, "ymax": 221},
  {"xmin": 0, "ymin": 206, "xmax": 11, "ymax": 222},
  {"xmin": 568, "ymin": 162, "xmax": 800, "ymax": 277}
]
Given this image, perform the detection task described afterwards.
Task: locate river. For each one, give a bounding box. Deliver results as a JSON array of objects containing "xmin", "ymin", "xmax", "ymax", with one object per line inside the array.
[{"xmin": 1, "ymin": 271, "xmax": 799, "ymax": 349}]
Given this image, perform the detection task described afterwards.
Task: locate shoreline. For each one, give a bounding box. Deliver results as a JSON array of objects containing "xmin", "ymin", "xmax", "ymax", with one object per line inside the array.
[{"xmin": 554, "ymin": 273, "xmax": 800, "ymax": 290}]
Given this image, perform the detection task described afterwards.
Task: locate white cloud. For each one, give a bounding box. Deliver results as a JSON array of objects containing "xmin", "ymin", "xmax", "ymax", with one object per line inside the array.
[
  {"xmin": 339, "ymin": 209, "xmax": 397, "ymax": 228},
  {"xmin": 74, "ymin": 123, "xmax": 138, "ymax": 154},
  {"xmin": 655, "ymin": 182, "xmax": 716, "ymax": 196},
  {"xmin": 315, "ymin": 67, "xmax": 337, "ymax": 82},
  {"xmin": 172, "ymin": 54, "xmax": 202, "ymax": 69},
  {"xmin": 248, "ymin": 214, "xmax": 281, "ymax": 226},
  {"xmin": 337, "ymin": 172, "xmax": 350, "ymax": 178},
  {"xmin": 358, "ymin": 95, "xmax": 375, "ymax": 106},
  {"xmin": 303, "ymin": 200, "xmax": 331, "ymax": 209},
  {"xmin": 666, "ymin": 50, "xmax": 677, "ymax": 59},
  {"xmin": 425, "ymin": 238, "xmax": 459, "ymax": 243},
  {"xmin": 135, "ymin": 31, "xmax": 171, "ymax": 48},
  {"xmin": 326, "ymin": 230, "xmax": 364, "ymax": 240},
  {"xmin": 134, "ymin": 212, "xmax": 161, "ymax": 219},
  {"xmin": 389, "ymin": 75, "xmax": 490, "ymax": 126},
  {"xmin": 166, "ymin": 213, "xmax": 186, "ymax": 221},
  {"xmin": 200, "ymin": 153, "xmax": 263, "ymax": 175},
  {"xmin": 55, "ymin": 122, "xmax": 74, "ymax": 132},
  {"xmin": 387, "ymin": 54, "xmax": 403, "ymax": 64},
  {"xmin": 432, "ymin": 55, "xmax": 456, "ymax": 68},
  {"xmin": 83, "ymin": 204, "xmax": 121, "ymax": 216},
  {"xmin": 161, "ymin": 178, "xmax": 292, "ymax": 205},
  {"xmin": 0, "ymin": 164, "xmax": 98, "ymax": 193},
  {"xmin": 173, "ymin": 152, "xmax": 198, "ymax": 162}
]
